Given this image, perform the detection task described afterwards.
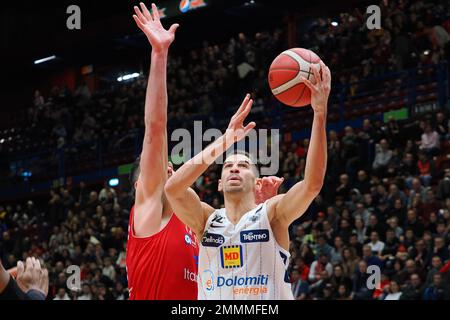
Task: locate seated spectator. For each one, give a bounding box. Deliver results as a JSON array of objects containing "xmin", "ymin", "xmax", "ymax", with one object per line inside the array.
[
  {"xmin": 291, "ymin": 269, "xmax": 309, "ymax": 300},
  {"xmin": 372, "ymin": 139, "xmax": 393, "ymax": 176},
  {"xmin": 423, "ymin": 273, "xmax": 449, "ymax": 300},
  {"xmin": 314, "ymin": 235, "xmax": 333, "ymax": 259},
  {"xmin": 432, "ymin": 236, "xmax": 449, "ymax": 263},
  {"xmin": 425, "ymin": 256, "xmax": 442, "ymax": 286},
  {"xmin": 329, "ymin": 264, "xmax": 352, "ymax": 294},
  {"xmin": 341, "ymin": 247, "xmax": 360, "ymax": 278},
  {"xmin": 436, "ymin": 169, "xmax": 450, "ymax": 201},
  {"xmin": 419, "ymin": 122, "xmax": 440, "ymax": 157},
  {"xmin": 417, "ymin": 152, "xmax": 435, "ymax": 187},
  {"xmin": 352, "ymin": 260, "xmax": 373, "ymax": 300},
  {"xmin": 368, "ymin": 231, "xmax": 385, "ymax": 256},
  {"xmin": 308, "ymin": 253, "xmax": 333, "ymax": 283},
  {"xmin": 382, "ymin": 280, "xmax": 403, "ymax": 300},
  {"xmin": 362, "ymin": 244, "xmax": 383, "ymax": 269},
  {"xmin": 400, "ymin": 273, "xmax": 424, "ymax": 300},
  {"xmin": 53, "ymin": 287, "xmax": 71, "ymax": 300}
]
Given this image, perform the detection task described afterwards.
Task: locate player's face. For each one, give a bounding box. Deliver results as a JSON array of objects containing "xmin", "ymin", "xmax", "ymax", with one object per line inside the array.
[{"xmin": 219, "ymin": 154, "xmax": 257, "ymax": 194}]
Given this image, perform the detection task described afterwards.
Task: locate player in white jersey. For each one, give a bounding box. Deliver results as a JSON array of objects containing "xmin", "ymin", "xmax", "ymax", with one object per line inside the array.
[{"xmin": 165, "ymin": 61, "xmax": 331, "ymax": 300}]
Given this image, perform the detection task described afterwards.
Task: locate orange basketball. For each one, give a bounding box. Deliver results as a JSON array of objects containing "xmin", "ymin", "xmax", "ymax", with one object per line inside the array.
[{"xmin": 268, "ymin": 48, "xmax": 322, "ymax": 107}]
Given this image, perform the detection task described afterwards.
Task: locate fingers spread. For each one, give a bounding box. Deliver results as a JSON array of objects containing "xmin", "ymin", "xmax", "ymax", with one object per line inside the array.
[
  {"xmin": 311, "ymin": 64, "xmax": 322, "ymax": 85},
  {"xmin": 140, "ymin": 2, "xmax": 153, "ymax": 21},
  {"xmin": 169, "ymin": 23, "xmax": 179, "ymax": 35},
  {"xmin": 300, "ymin": 76, "xmax": 316, "ymax": 92},
  {"xmin": 151, "ymin": 3, "xmax": 160, "ymax": 20},
  {"xmin": 243, "ymin": 121, "xmax": 256, "ymax": 134},
  {"xmin": 134, "ymin": 6, "xmax": 147, "ymax": 24}
]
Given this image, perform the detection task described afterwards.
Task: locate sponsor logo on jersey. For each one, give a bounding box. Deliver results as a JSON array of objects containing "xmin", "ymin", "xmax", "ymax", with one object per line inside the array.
[
  {"xmin": 220, "ymin": 245, "xmax": 243, "ymax": 268},
  {"xmin": 201, "ymin": 232, "xmax": 225, "ymax": 247},
  {"xmin": 184, "ymin": 268, "xmax": 198, "ymax": 283},
  {"xmin": 184, "ymin": 226, "xmax": 198, "ymax": 248},
  {"xmin": 209, "ymin": 214, "xmax": 225, "ymax": 228},
  {"xmin": 240, "ymin": 229, "xmax": 270, "ymax": 243},
  {"xmin": 202, "ymin": 269, "xmax": 215, "ymax": 291},
  {"xmin": 200, "ymin": 269, "xmax": 270, "ymax": 296},
  {"xmin": 248, "ymin": 205, "xmax": 263, "ymax": 222}
]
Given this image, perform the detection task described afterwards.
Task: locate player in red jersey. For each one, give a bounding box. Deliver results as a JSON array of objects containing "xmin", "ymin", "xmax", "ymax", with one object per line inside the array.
[
  {"xmin": 126, "ymin": 2, "xmax": 193, "ymax": 300},
  {"xmin": 126, "ymin": 2, "xmax": 283, "ymax": 300}
]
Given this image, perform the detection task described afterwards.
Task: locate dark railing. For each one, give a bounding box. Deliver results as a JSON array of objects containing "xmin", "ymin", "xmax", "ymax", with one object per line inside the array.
[{"xmin": 0, "ymin": 61, "xmax": 448, "ymax": 200}]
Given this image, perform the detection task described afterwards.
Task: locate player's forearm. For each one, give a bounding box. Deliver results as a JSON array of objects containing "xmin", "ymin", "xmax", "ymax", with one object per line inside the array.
[
  {"xmin": 303, "ymin": 111, "xmax": 327, "ymax": 192},
  {"xmin": 166, "ymin": 134, "xmax": 232, "ymax": 195},
  {"xmin": 144, "ymin": 50, "xmax": 169, "ymax": 130}
]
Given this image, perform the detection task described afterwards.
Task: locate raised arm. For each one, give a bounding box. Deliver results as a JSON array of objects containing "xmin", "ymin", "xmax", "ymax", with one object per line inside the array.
[
  {"xmin": 268, "ymin": 61, "xmax": 331, "ymax": 226},
  {"xmin": 165, "ymin": 95, "xmax": 255, "ymax": 235},
  {"xmin": 132, "ymin": 3, "xmax": 179, "ymax": 236}
]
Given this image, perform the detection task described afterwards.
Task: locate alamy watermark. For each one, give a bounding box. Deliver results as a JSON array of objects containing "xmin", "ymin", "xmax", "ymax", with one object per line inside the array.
[
  {"xmin": 366, "ymin": 5, "xmax": 381, "ymax": 30},
  {"xmin": 170, "ymin": 121, "xmax": 280, "ymax": 175}
]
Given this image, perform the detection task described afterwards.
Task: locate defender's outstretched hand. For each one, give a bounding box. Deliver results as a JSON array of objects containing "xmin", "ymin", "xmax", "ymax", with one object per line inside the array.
[
  {"xmin": 133, "ymin": 2, "xmax": 179, "ymax": 52},
  {"xmin": 255, "ymin": 176, "xmax": 284, "ymax": 205}
]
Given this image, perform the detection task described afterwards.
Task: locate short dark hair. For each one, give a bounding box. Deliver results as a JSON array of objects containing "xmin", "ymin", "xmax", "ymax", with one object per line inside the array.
[
  {"xmin": 129, "ymin": 156, "xmax": 141, "ymax": 191},
  {"xmin": 222, "ymin": 150, "xmax": 260, "ymax": 178}
]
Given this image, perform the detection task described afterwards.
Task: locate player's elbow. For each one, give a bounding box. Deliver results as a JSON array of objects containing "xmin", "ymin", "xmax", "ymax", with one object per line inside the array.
[{"xmin": 164, "ymin": 179, "xmax": 182, "ymax": 199}]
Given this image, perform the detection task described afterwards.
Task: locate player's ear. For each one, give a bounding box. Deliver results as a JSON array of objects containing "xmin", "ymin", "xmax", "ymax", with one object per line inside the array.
[
  {"xmin": 218, "ymin": 179, "xmax": 223, "ymax": 192},
  {"xmin": 134, "ymin": 181, "xmax": 138, "ymax": 190},
  {"xmin": 255, "ymin": 178, "xmax": 263, "ymax": 191}
]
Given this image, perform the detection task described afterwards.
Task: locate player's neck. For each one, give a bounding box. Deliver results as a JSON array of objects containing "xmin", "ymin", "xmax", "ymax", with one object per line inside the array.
[{"xmin": 223, "ymin": 192, "xmax": 257, "ymax": 225}]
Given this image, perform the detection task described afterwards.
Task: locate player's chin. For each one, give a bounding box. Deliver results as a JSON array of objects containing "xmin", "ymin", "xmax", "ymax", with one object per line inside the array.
[{"xmin": 224, "ymin": 185, "xmax": 244, "ymax": 193}]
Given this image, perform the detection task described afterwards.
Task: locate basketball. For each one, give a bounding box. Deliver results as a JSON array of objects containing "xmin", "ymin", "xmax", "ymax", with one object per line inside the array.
[{"xmin": 268, "ymin": 48, "xmax": 322, "ymax": 107}]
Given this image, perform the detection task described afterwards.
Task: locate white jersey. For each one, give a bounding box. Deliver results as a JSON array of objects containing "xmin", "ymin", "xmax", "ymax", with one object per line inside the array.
[{"xmin": 197, "ymin": 201, "xmax": 294, "ymax": 300}]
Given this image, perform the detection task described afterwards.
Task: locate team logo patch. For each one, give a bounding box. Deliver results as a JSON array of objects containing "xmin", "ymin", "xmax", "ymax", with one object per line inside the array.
[
  {"xmin": 220, "ymin": 245, "xmax": 243, "ymax": 269},
  {"xmin": 240, "ymin": 229, "xmax": 270, "ymax": 243},
  {"xmin": 201, "ymin": 232, "xmax": 225, "ymax": 247}
]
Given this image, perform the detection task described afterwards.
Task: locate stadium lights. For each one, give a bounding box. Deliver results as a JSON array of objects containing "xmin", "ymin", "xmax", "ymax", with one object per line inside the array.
[
  {"xmin": 423, "ymin": 50, "xmax": 430, "ymax": 55},
  {"xmin": 117, "ymin": 72, "xmax": 140, "ymax": 82},
  {"xmin": 109, "ymin": 178, "xmax": 119, "ymax": 187},
  {"xmin": 331, "ymin": 21, "xmax": 339, "ymax": 27},
  {"xmin": 0, "ymin": 139, "xmax": 4, "ymax": 144},
  {"xmin": 34, "ymin": 55, "xmax": 56, "ymax": 65},
  {"xmin": 22, "ymin": 171, "xmax": 32, "ymax": 177}
]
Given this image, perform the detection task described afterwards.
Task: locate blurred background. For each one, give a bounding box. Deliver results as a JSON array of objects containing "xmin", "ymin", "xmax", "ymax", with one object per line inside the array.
[{"xmin": 0, "ymin": 0, "xmax": 449, "ymax": 300}]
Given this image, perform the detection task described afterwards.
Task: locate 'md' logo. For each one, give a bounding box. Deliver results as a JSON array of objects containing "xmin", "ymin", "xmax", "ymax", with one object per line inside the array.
[
  {"xmin": 220, "ymin": 245, "xmax": 243, "ymax": 269},
  {"xmin": 240, "ymin": 229, "xmax": 270, "ymax": 243},
  {"xmin": 179, "ymin": 0, "xmax": 207, "ymax": 13}
]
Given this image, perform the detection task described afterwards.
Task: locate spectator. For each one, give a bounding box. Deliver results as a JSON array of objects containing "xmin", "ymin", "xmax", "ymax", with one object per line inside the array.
[
  {"xmin": 423, "ymin": 273, "xmax": 449, "ymax": 300},
  {"xmin": 341, "ymin": 247, "xmax": 360, "ymax": 278},
  {"xmin": 291, "ymin": 269, "xmax": 309, "ymax": 300},
  {"xmin": 53, "ymin": 287, "xmax": 71, "ymax": 300},
  {"xmin": 382, "ymin": 280, "xmax": 402, "ymax": 300},
  {"xmin": 400, "ymin": 273, "xmax": 423, "ymax": 300},
  {"xmin": 372, "ymin": 139, "xmax": 393, "ymax": 176},
  {"xmin": 352, "ymin": 260, "xmax": 373, "ymax": 300},
  {"xmin": 419, "ymin": 123, "xmax": 440, "ymax": 156},
  {"xmin": 368, "ymin": 231, "xmax": 385, "ymax": 255},
  {"xmin": 308, "ymin": 253, "xmax": 333, "ymax": 283}
]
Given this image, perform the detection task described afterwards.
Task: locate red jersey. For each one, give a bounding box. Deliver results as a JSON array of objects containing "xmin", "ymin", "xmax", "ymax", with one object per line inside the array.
[{"xmin": 126, "ymin": 206, "xmax": 198, "ymax": 300}]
